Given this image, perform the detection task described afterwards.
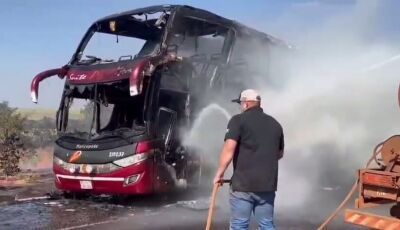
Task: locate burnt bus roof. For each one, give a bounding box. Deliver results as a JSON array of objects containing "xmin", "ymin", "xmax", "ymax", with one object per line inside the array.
[
  {"xmin": 95, "ymin": 4, "xmax": 290, "ymax": 48},
  {"xmin": 96, "ymin": 4, "xmax": 177, "ymax": 21}
]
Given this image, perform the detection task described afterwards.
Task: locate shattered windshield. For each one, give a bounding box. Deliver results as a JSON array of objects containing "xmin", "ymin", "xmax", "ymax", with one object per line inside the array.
[
  {"xmin": 76, "ymin": 11, "xmax": 169, "ymax": 65},
  {"xmin": 58, "ymin": 82, "xmax": 146, "ymax": 141},
  {"xmin": 78, "ymin": 33, "xmax": 150, "ymax": 64}
]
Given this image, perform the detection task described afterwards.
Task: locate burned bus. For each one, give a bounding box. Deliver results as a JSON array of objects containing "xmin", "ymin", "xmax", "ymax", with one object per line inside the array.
[{"xmin": 30, "ymin": 5, "xmax": 288, "ymax": 195}]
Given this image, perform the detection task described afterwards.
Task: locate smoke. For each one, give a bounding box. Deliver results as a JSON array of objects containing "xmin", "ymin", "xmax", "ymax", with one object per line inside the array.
[
  {"xmin": 260, "ymin": 0, "xmax": 400, "ymax": 220},
  {"xmin": 20, "ymin": 147, "xmax": 53, "ymax": 171},
  {"xmin": 183, "ymin": 104, "xmax": 232, "ymax": 185},
  {"xmin": 183, "ymin": 0, "xmax": 400, "ymax": 222}
]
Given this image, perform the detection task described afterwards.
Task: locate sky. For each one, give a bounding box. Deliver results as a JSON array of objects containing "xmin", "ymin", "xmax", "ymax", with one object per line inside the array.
[{"xmin": 0, "ymin": 0, "xmax": 399, "ymax": 108}]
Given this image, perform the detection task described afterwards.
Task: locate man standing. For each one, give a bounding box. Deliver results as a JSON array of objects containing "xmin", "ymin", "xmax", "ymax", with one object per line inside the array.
[{"xmin": 213, "ymin": 89, "xmax": 284, "ymax": 230}]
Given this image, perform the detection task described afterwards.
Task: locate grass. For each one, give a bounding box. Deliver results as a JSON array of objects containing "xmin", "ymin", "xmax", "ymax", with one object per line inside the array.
[{"xmin": 18, "ymin": 108, "xmax": 83, "ymax": 120}]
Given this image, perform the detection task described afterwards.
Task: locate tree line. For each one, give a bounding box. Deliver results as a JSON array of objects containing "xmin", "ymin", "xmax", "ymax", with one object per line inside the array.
[{"xmin": 0, "ymin": 101, "xmax": 58, "ymax": 177}]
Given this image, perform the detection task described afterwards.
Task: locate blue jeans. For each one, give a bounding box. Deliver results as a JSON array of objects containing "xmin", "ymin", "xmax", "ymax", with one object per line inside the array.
[{"xmin": 229, "ymin": 189, "xmax": 276, "ymax": 230}]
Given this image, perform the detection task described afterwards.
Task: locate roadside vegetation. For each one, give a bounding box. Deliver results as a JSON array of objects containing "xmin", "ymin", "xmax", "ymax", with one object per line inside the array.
[
  {"xmin": 0, "ymin": 101, "xmax": 89, "ymax": 177},
  {"xmin": 0, "ymin": 101, "xmax": 26, "ymax": 177},
  {"xmin": 0, "ymin": 102, "xmax": 58, "ymax": 177}
]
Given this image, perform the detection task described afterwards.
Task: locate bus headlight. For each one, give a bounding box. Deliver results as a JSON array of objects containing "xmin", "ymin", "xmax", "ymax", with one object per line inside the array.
[
  {"xmin": 95, "ymin": 163, "xmax": 121, "ymax": 174},
  {"xmin": 54, "ymin": 156, "xmax": 67, "ymax": 168},
  {"xmin": 53, "ymin": 156, "xmax": 121, "ymax": 173},
  {"xmin": 113, "ymin": 152, "xmax": 152, "ymax": 167}
]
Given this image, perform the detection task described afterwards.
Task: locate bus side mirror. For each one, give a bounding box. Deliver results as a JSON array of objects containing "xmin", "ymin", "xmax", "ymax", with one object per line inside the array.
[{"xmin": 156, "ymin": 107, "xmax": 177, "ymax": 148}]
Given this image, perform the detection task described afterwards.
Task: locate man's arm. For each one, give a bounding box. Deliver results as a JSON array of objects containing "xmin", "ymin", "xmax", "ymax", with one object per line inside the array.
[
  {"xmin": 213, "ymin": 115, "xmax": 240, "ymax": 184},
  {"xmin": 213, "ymin": 139, "xmax": 237, "ymax": 184}
]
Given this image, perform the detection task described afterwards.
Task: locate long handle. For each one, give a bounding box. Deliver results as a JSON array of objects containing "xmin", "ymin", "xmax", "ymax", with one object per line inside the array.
[
  {"xmin": 205, "ymin": 180, "xmax": 230, "ymax": 230},
  {"xmin": 206, "ymin": 183, "xmax": 221, "ymax": 230}
]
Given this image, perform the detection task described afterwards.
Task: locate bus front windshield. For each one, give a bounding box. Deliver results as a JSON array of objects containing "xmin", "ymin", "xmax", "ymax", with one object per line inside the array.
[
  {"xmin": 57, "ymin": 82, "xmax": 146, "ymax": 140},
  {"xmin": 75, "ymin": 12, "xmax": 169, "ymax": 65}
]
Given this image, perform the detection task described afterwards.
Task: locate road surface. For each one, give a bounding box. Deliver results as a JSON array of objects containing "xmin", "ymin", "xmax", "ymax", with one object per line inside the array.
[{"xmin": 0, "ymin": 170, "xmax": 364, "ymax": 230}]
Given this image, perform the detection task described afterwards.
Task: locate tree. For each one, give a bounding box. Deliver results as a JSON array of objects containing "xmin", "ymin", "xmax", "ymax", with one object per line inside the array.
[{"xmin": 0, "ymin": 101, "xmax": 26, "ymax": 177}]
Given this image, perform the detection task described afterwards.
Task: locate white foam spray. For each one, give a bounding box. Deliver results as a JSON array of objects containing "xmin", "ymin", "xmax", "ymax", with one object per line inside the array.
[
  {"xmin": 184, "ymin": 103, "xmax": 231, "ymax": 146},
  {"xmin": 183, "ymin": 103, "xmax": 234, "ymax": 210},
  {"xmin": 184, "ymin": 103, "xmax": 232, "ymax": 174}
]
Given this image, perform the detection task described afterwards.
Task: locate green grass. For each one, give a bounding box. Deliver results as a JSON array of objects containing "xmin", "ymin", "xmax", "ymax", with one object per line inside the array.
[{"xmin": 18, "ymin": 108, "xmax": 83, "ymax": 120}]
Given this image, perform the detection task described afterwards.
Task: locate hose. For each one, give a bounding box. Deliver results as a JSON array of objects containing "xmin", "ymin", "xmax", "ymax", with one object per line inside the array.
[
  {"xmin": 318, "ymin": 82, "xmax": 400, "ymax": 229},
  {"xmin": 316, "ymin": 142, "xmax": 384, "ymax": 230},
  {"xmin": 318, "ymin": 84, "xmax": 400, "ymax": 230},
  {"xmin": 206, "ymin": 183, "xmax": 221, "ymax": 230},
  {"xmin": 206, "ymin": 180, "xmax": 231, "ymax": 230}
]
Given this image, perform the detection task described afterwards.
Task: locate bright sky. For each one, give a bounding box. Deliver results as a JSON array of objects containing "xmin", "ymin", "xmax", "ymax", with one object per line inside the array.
[{"xmin": 0, "ymin": 0, "xmax": 399, "ymax": 108}]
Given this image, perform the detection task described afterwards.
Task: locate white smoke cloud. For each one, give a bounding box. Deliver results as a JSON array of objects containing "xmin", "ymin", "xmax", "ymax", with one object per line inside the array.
[
  {"xmin": 259, "ymin": 0, "xmax": 400, "ymax": 219},
  {"xmin": 183, "ymin": 0, "xmax": 400, "ymax": 222}
]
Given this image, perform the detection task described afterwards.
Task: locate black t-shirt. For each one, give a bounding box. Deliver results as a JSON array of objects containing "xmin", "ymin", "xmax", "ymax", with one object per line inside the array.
[{"xmin": 225, "ymin": 107, "xmax": 284, "ymax": 192}]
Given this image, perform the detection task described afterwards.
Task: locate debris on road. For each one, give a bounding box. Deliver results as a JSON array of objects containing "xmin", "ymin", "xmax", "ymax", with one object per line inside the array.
[{"xmin": 15, "ymin": 195, "xmax": 50, "ymax": 202}]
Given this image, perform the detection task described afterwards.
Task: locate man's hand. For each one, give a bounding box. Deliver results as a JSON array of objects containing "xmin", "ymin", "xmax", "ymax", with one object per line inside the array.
[{"xmin": 213, "ymin": 171, "xmax": 224, "ymax": 184}]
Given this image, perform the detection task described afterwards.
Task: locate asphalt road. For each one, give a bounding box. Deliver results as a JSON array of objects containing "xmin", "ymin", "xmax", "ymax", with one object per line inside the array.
[{"xmin": 0, "ymin": 171, "xmax": 365, "ymax": 230}]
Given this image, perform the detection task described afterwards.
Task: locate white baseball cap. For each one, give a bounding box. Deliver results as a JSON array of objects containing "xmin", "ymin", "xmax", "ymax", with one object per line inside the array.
[{"xmin": 231, "ymin": 89, "xmax": 261, "ymax": 103}]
